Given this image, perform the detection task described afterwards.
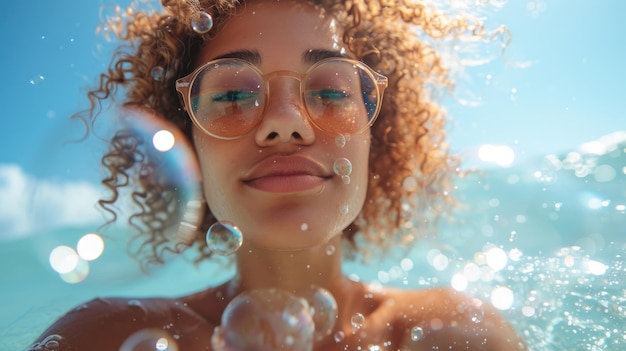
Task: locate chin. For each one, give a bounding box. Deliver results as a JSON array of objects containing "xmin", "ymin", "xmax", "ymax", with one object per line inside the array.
[{"xmin": 242, "ymin": 222, "xmax": 341, "ymax": 251}]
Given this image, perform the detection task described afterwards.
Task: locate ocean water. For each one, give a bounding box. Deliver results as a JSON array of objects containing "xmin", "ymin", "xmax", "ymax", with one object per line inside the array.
[{"xmin": 1, "ymin": 132, "xmax": 624, "ymax": 351}]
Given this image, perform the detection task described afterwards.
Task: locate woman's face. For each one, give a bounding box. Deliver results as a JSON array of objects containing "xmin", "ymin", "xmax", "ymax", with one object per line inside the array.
[{"xmin": 192, "ymin": 0, "xmax": 370, "ymax": 250}]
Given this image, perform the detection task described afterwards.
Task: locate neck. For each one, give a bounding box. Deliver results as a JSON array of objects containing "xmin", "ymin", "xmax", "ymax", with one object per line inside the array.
[{"xmin": 232, "ymin": 235, "xmax": 346, "ymax": 295}]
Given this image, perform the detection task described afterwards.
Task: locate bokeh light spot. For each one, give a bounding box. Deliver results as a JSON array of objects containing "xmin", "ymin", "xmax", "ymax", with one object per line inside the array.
[
  {"xmin": 152, "ymin": 130, "xmax": 176, "ymax": 152},
  {"xmin": 485, "ymin": 246, "xmax": 508, "ymax": 271},
  {"xmin": 76, "ymin": 233, "xmax": 104, "ymax": 261},
  {"xmin": 491, "ymin": 286, "xmax": 514, "ymax": 310},
  {"xmin": 49, "ymin": 246, "xmax": 79, "ymax": 274}
]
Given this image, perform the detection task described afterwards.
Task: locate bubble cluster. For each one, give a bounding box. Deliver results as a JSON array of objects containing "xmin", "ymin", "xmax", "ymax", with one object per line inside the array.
[
  {"xmin": 190, "ymin": 11, "xmax": 213, "ymax": 34},
  {"xmin": 211, "ymin": 289, "xmax": 315, "ymax": 351},
  {"xmin": 206, "ymin": 221, "xmax": 243, "ymax": 256},
  {"xmin": 333, "ymin": 158, "xmax": 352, "ymax": 184}
]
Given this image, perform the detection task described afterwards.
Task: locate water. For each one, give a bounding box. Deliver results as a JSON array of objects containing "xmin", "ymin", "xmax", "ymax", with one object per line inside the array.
[{"xmin": 2, "ymin": 136, "xmax": 623, "ymax": 349}]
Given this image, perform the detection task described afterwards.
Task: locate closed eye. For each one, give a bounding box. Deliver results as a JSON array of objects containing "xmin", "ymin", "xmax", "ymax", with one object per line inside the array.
[
  {"xmin": 212, "ymin": 90, "xmax": 259, "ymax": 102},
  {"xmin": 307, "ymin": 89, "xmax": 350, "ymax": 101}
]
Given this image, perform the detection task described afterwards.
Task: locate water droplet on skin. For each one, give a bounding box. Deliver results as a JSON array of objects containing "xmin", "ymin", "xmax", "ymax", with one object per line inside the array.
[
  {"xmin": 341, "ymin": 175, "xmax": 351, "ymax": 184},
  {"xmin": 334, "ymin": 331, "xmax": 345, "ymax": 343},
  {"xmin": 350, "ymin": 312, "xmax": 365, "ymax": 330},
  {"xmin": 74, "ymin": 303, "xmax": 88, "ymax": 311},
  {"xmin": 151, "ymin": 66, "xmax": 165, "ymax": 81},
  {"xmin": 326, "ymin": 245, "xmax": 336, "ymax": 256},
  {"xmin": 469, "ymin": 307, "xmax": 485, "ymax": 324},
  {"xmin": 340, "ymin": 204, "xmax": 349, "ymax": 215},
  {"xmin": 31, "ymin": 335, "xmax": 64, "ymax": 351},
  {"xmin": 190, "ymin": 11, "xmax": 213, "ymax": 34},
  {"xmin": 44, "ymin": 340, "xmax": 60, "ymax": 350},
  {"xmin": 301, "ymin": 223, "xmax": 309, "ymax": 231},
  {"xmin": 206, "ymin": 221, "xmax": 243, "ymax": 255},
  {"xmin": 333, "ymin": 158, "xmax": 352, "ymax": 177},
  {"xmin": 410, "ymin": 326, "xmax": 424, "ymax": 341}
]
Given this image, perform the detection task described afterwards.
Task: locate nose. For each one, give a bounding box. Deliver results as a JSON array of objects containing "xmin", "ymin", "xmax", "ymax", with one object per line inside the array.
[{"xmin": 254, "ymin": 78, "xmax": 315, "ymax": 146}]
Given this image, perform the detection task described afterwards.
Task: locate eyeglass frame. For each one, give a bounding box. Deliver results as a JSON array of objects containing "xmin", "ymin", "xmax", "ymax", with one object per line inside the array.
[{"xmin": 175, "ymin": 57, "xmax": 388, "ymax": 140}]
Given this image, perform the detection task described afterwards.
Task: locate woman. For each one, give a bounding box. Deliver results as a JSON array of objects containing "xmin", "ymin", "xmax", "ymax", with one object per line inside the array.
[{"xmin": 30, "ymin": 0, "xmax": 526, "ymax": 350}]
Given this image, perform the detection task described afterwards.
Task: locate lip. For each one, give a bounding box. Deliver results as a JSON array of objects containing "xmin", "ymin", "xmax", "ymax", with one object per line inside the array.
[{"xmin": 243, "ymin": 155, "xmax": 332, "ymax": 193}]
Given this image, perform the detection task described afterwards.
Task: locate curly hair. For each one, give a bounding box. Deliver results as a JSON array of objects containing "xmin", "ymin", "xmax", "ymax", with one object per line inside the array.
[{"xmin": 82, "ymin": 0, "xmax": 484, "ymax": 267}]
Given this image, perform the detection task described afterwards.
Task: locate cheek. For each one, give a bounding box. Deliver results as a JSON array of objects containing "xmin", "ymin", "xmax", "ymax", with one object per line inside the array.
[
  {"xmin": 333, "ymin": 137, "xmax": 370, "ymax": 226},
  {"xmin": 193, "ymin": 133, "xmax": 233, "ymax": 219}
]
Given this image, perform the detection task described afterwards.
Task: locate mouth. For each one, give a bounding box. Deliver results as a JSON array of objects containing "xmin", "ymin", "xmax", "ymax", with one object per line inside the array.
[{"xmin": 243, "ymin": 155, "xmax": 332, "ymax": 193}]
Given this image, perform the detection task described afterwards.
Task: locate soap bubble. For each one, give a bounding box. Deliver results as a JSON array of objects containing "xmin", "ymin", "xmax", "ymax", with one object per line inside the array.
[
  {"xmin": 335, "ymin": 134, "xmax": 347, "ymax": 148},
  {"xmin": 150, "ymin": 66, "xmax": 165, "ymax": 81},
  {"xmin": 211, "ymin": 289, "xmax": 315, "ymax": 351},
  {"xmin": 350, "ymin": 312, "xmax": 365, "ymax": 330},
  {"xmin": 410, "ymin": 326, "xmax": 424, "ymax": 341},
  {"xmin": 119, "ymin": 328, "xmax": 179, "ymax": 351},
  {"xmin": 206, "ymin": 221, "xmax": 243, "ymax": 255},
  {"xmin": 191, "ymin": 11, "xmax": 213, "ymax": 34},
  {"xmin": 333, "ymin": 331, "xmax": 345, "ymax": 343},
  {"xmin": 115, "ymin": 108, "xmax": 204, "ymax": 251},
  {"xmin": 299, "ymin": 285, "xmax": 338, "ymax": 342},
  {"xmin": 333, "ymin": 158, "xmax": 352, "ymax": 177}
]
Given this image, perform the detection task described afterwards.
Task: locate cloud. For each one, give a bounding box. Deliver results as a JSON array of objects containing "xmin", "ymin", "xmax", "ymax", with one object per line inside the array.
[{"xmin": 0, "ymin": 164, "xmax": 102, "ymax": 241}]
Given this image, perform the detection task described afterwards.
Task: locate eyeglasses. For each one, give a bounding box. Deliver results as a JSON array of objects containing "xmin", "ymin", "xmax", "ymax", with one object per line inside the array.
[{"xmin": 175, "ymin": 57, "xmax": 388, "ymax": 140}]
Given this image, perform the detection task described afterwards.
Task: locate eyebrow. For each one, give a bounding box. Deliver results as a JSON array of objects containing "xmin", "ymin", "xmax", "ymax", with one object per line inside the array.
[
  {"xmin": 210, "ymin": 49, "xmax": 262, "ymax": 64},
  {"xmin": 209, "ymin": 48, "xmax": 348, "ymax": 66},
  {"xmin": 303, "ymin": 49, "xmax": 349, "ymax": 64}
]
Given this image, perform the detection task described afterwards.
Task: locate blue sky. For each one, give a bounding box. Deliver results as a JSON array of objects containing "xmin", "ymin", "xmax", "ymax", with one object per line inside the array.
[{"xmin": 1, "ymin": 0, "xmax": 625, "ymax": 239}]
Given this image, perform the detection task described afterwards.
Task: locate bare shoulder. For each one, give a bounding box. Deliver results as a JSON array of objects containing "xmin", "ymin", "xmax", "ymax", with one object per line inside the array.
[
  {"xmin": 381, "ymin": 287, "xmax": 527, "ymax": 351},
  {"xmin": 28, "ymin": 297, "xmax": 214, "ymax": 351}
]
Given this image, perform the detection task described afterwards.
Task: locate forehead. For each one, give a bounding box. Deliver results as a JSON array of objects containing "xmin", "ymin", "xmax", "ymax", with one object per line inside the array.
[{"xmin": 195, "ymin": 0, "xmax": 347, "ymax": 67}]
